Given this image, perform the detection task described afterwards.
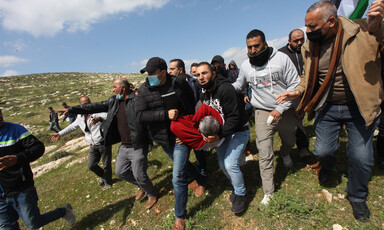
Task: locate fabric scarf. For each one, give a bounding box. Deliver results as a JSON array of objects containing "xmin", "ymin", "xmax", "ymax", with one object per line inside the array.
[{"xmin": 297, "ymin": 19, "xmax": 344, "ymax": 118}]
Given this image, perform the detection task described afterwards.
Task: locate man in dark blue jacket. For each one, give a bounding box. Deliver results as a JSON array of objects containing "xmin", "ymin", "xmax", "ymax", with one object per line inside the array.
[{"xmin": 0, "ymin": 109, "xmax": 76, "ymax": 229}]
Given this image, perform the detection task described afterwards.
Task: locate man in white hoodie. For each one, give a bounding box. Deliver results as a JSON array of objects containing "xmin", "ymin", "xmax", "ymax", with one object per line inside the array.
[
  {"xmin": 232, "ymin": 29, "xmax": 300, "ymax": 205},
  {"xmin": 51, "ymin": 96, "xmax": 112, "ymax": 190}
]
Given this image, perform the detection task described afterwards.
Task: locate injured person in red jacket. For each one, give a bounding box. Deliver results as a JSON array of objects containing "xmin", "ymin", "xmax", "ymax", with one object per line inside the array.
[{"xmin": 170, "ymin": 104, "xmax": 224, "ymax": 150}]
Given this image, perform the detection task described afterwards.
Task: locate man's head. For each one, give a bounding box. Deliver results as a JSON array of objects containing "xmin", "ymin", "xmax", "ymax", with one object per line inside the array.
[
  {"xmin": 79, "ymin": 96, "xmax": 91, "ymax": 105},
  {"xmin": 48, "ymin": 107, "xmax": 53, "ymax": 111},
  {"xmin": 0, "ymin": 109, "xmax": 4, "ymax": 128},
  {"xmin": 305, "ymin": 0, "xmax": 338, "ymax": 43},
  {"xmin": 190, "ymin": 63, "xmax": 198, "ymax": 77},
  {"xmin": 113, "ymin": 78, "xmax": 130, "ymax": 99},
  {"xmin": 169, "ymin": 59, "xmax": 186, "ymax": 77},
  {"xmin": 211, "ymin": 55, "xmax": 226, "ymax": 70},
  {"xmin": 61, "ymin": 102, "xmax": 68, "ymax": 108},
  {"xmin": 199, "ymin": 116, "xmax": 221, "ymax": 137},
  {"xmin": 288, "ymin": 29, "xmax": 305, "ymax": 52},
  {"xmin": 140, "ymin": 57, "xmax": 168, "ymax": 87},
  {"xmin": 246, "ymin": 29, "xmax": 267, "ymax": 56},
  {"xmin": 196, "ymin": 62, "xmax": 216, "ymax": 90}
]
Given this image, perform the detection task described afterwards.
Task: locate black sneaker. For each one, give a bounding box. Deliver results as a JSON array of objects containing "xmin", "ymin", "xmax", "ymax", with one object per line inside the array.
[
  {"xmin": 231, "ymin": 194, "xmax": 246, "ymax": 213},
  {"xmin": 229, "ymin": 191, "xmax": 235, "ymax": 203},
  {"xmin": 349, "ymin": 200, "xmax": 370, "ymax": 222},
  {"xmin": 318, "ymin": 168, "xmax": 331, "ymax": 185}
]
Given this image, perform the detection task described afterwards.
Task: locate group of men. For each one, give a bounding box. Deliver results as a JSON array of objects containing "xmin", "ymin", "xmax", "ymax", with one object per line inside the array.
[{"xmin": 1, "ymin": 0, "xmax": 384, "ymax": 229}]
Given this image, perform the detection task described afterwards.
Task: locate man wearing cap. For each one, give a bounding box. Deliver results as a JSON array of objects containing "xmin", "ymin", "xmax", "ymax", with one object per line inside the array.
[{"xmin": 136, "ymin": 57, "xmax": 206, "ymax": 230}]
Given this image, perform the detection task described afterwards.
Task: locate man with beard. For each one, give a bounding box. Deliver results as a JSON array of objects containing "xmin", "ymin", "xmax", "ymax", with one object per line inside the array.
[
  {"xmin": 279, "ymin": 29, "xmax": 312, "ymax": 160},
  {"xmin": 232, "ymin": 29, "xmax": 300, "ymax": 206},
  {"xmin": 136, "ymin": 57, "xmax": 206, "ymax": 230},
  {"xmin": 196, "ymin": 62, "xmax": 250, "ymax": 214},
  {"xmin": 276, "ymin": 0, "xmax": 384, "ymax": 222}
]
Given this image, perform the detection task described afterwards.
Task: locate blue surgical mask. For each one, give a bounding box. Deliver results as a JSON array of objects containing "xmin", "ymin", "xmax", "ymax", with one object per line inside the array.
[
  {"xmin": 148, "ymin": 74, "xmax": 161, "ymax": 87},
  {"xmin": 116, "ymin": 88, "xmax": 124, "ymax": 100}
]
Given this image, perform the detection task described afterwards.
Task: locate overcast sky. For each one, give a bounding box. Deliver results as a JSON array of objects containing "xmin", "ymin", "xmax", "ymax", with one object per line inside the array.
[{"xmin": 0, "ymin": 0, "xmax": 374, "ymax": 76}]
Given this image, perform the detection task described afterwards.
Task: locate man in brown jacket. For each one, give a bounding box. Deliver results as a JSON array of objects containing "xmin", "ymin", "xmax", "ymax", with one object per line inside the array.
[{"xmin": 276, "ymin": 0, "xmax": 384, "ymax": 222}]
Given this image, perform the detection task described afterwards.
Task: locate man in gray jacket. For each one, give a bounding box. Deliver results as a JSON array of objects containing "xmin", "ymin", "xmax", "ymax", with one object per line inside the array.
[
  {"xmin": 232, "ymin": 29, "xmax": 300, "ymax": 206},
  {"xmin": 51, "ymin": 96, "xmax": 112, "ymax": 190}
]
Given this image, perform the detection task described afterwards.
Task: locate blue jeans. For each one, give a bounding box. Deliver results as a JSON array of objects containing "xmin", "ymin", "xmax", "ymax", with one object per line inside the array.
[
  {"xmin": 162, "ymin": 143, "xmax": 205, "ymax": 219},
  {"xmin": 314, "ymin": 103, "xmax": 379, "ymax": 202},
  {"xmin": 216, "ymin": 129, "xmax": 250, "ymax": 196},
  {"xmin": 0, "ymin": 186, "xmax": 66, "ymax": 229},
  {"xmin": 49, "ymin": 122, "xmax": 61, "ymax": 133}
]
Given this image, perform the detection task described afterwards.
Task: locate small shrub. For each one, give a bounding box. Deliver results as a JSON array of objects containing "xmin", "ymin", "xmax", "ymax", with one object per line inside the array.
[{"xmin": 49, "ymin": 151, "xmax": 72, "ymax": 161}]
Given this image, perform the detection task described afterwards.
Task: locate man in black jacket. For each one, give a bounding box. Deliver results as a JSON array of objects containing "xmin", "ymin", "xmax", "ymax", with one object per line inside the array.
[
  {"xmin": 67, "ymin": 78, "xmax": 157, "ymax": 210},
  {"xmin": 136, "ymin": 57, "xmax": 206, "ymax": 230},
  {"xmin": 0, "ymin": 109, "xmax": 76, "ymax": 229},
  {"xmin": 196, "ymin": 62, "xmax": 250, "ymax": 214},
  {"xmin": 278, "ymin": 29, "xmax": 312, "ymax": 160}
]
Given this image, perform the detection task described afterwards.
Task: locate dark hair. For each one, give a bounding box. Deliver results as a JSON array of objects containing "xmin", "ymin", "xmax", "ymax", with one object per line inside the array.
[
  {"xmin": 48, "ymin": 107, "xmax": 53, "ymax": 110},
  {"xmin": 246, "ymin": 29, "xmax": 266, "ymax": 42},
  {"xmin": 61, "ymin": 102, "xmax": 67, "ymax": 106},
  {"xmin": 191, "ymin": 63, "xmax": 199, "ymax": 68},
  {"xmin": 288, "ymin": 29, "xmax": 304, "ymax": 40},
  {"xmin": 117, "ymin": 78, "xmax": 130, "ymax": 89},
  {"xmin": 197, "ymin": 61, "xmax": 215, "ymax": 74},
  {"xmin": 170, "ymin": 59, "xmax": 186, "ymax": 73}
]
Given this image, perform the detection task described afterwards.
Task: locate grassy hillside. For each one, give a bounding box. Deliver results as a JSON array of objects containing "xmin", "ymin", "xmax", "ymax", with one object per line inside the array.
[{"xmin": 0, "ymin": 73, "xmax": 383, "ymax": 229}]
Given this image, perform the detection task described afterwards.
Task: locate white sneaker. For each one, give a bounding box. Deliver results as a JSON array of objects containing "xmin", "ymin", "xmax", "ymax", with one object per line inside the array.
[
  {"xmin": 260, "ymin": 193, "xmax": 274, "ymax": 205},
  {"xmin": 62, "ymin": 203, "xmax": 76, "ymax": 227},
  {"xmin": 282, "ymin": 154, "xmax": 293, "ymax": 168}
]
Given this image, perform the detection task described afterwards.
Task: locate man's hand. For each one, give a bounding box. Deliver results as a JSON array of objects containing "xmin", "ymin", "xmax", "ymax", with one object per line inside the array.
[
  {"xmin": 51, "ymin": 133, "xmax": 61, "ymax": 142},
  {"xmin": 367, "ymin": 0, "xmax": 384, "ymax": 33},
  {"xmin": 168, "ymin": 109, "xmax": 179, "ymax": 121},
  {"xmin": 269, "ymin": 110, "xmax": 282, "ymax": 123},
  {"xmin": 0, "ymin": 155, "xmax": 17, "ymax": 171},
  {"xmin": 202, "ymin": 134, "xmax": 220, "ymax": 143},
  {"xmin": 56, "ymin": 109, "xmax": 68, "ymax": 116},
  {"xmin": 176, "ymin": 138, "xmax": 183, "ymax": 145},
  {"xmin": 91, "ymin": 116, "xmax": 102, "ymax": 126},
  {"xmin": 276, "ymin": 91, "xmax": 300, "ymax": 104},
  {"xmin": 244, "ymin": 96, "xmax": 250, "ymax": 104}
]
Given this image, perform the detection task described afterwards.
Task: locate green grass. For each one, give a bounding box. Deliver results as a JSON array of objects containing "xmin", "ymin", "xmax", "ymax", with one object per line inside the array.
[{"xmin": 1, "ymin": 73, "xmax": 383, "ymax": 229}]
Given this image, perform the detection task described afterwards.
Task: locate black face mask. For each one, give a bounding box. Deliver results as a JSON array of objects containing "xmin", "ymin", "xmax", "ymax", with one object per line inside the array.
[
  {"xmin": 306, "ymin": 21, "xmax": 328, "ymax": 43},
  {"xmin": 201, "ymin": 79, "xmax": 214, "ymax": 90},
  {"xmin": 214, "ymin": 66, "xmax": 226, "ymax": 77},
  {"xmin": 248, "ymin": 47, "xmax": 271, "ymax": 67}
]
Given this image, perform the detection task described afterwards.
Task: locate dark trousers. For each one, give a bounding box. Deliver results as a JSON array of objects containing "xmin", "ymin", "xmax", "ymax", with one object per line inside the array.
[
  {"xmin": 88, "ymin": 144, "xmax": 112, "ymax": 185},
  {"xmin": 115, "ymin": 145, "xmax": 156, "ymax": 197},
  {"xmin": 296, "ymin": 114, "xmax": 309, "ymax": 150}
]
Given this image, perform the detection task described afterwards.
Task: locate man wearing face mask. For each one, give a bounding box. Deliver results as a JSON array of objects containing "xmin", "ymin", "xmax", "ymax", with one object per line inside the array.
[
  {"xmin": 66, "ymin": 78, "xmax": 157, "ymax": 210},
  {"xmin": 276, "ymin": 0, "xmax": 384, "ymax": 222},
  {"xmin": 136, "ymin": 57, "xmax": 206, "ymax": 230},
  {"xmin": 211, "ymin": 55, "xmax": 228, "ymax": 79},
  {"xmin": 232, "ymin": 29, "xmax": 300, "ymax": 206}
]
